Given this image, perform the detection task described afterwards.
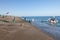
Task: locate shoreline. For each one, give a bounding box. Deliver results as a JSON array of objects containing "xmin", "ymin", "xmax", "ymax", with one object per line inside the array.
[
  {"xmin": 0, "ymin": 16, "xmax": 54, "ymax": 40},
  {"xmin": 32, "ymin": 22, "xmax": 60, "ymax": 40}
]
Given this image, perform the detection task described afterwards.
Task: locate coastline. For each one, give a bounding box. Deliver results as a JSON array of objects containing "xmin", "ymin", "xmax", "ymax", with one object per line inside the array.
[
  {"xmin": 32, "ymin": 21, "xmax": 60, "ymax": 40},
  {"xmin": 0, "ymin": 16, "xmax": 54, "ymax": 40}
]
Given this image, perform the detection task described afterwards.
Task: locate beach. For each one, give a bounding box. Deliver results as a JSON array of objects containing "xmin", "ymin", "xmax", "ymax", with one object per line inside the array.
[
  {"xmin": 0, "ymin": 16, "xmax": 54, "ymax": 40},
  {"xmin": 32, "ymin": 21, "xmax": 60, "ymax": 40}
]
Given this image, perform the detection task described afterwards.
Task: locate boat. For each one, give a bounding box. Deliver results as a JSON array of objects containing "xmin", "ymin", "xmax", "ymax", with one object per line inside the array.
[{"xmin": 48, "ymin": 16, "xmax": 58, "ymax": 24}]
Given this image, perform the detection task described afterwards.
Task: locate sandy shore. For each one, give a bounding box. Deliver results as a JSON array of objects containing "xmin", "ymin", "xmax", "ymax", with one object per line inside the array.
[{"xmin": 0, "ymin": 16, "xmax": 54, "ymax": 40}]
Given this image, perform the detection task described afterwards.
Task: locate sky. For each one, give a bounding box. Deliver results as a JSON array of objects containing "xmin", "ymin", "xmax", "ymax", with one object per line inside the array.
[{"xmin": 0, "ymin": 0, "xmax": 60, "ymax": 16}]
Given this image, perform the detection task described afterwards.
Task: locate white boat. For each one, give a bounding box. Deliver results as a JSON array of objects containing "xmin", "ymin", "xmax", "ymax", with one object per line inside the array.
[{"xmin": 48, "ymin": 16, "xmax": 58, "ymax": 24}]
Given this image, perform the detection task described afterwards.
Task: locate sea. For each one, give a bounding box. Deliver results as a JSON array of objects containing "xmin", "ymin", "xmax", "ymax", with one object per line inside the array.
[{"xmin": 21, "ymin": 16, "xmax": 60, "ymax": 40}]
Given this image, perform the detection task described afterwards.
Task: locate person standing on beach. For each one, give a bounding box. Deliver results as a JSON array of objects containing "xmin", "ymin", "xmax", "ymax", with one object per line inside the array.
[{"xmin": 13, "ymin": 17, "xmax": 15, "ymax": 23}]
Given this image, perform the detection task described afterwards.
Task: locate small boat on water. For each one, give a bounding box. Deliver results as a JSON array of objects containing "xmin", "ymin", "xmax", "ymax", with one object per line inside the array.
[{"xmin": 48, "ymin": 16, "xmax": 58, "ymax": 24}]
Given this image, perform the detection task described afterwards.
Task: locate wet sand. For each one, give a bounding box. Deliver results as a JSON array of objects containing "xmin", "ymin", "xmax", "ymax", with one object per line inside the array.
[
  {"xmin": 0, "ymin": 16, "xmax": 54, "ymax": 40},
  {"xmin": 32, "ymin": 22, "xmax": 60, "ymax": 40}
]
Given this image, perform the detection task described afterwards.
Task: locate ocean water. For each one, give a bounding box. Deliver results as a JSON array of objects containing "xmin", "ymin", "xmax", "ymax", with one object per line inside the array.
[
  {"xmin": 22, "ymin": 16, "xmax": 60, "ymax": 40},
  {"xmin": 22, "ymin": 16, "xmax": 60, "ymax": 27}
]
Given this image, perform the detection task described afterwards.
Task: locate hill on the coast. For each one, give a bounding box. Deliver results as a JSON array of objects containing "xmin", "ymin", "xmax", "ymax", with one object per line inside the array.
[
  {"xmin": 0, "ymin": 15, "xmax": 54, "ymax": 40},
  {"xmin": 0, "ymin": 15, "xmax": 23, "ymax": 23}
]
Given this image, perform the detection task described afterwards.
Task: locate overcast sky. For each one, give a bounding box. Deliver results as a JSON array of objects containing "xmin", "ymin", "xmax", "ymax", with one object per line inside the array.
[{"xmin": 0, "ymin": 0, "xmax": 60, "ymax": 16}]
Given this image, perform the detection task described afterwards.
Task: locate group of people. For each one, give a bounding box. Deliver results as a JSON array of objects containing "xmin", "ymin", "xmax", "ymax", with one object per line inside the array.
[{"xmin": 23, "ymin": 17, "xmax": 35, "ymax": 23}]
